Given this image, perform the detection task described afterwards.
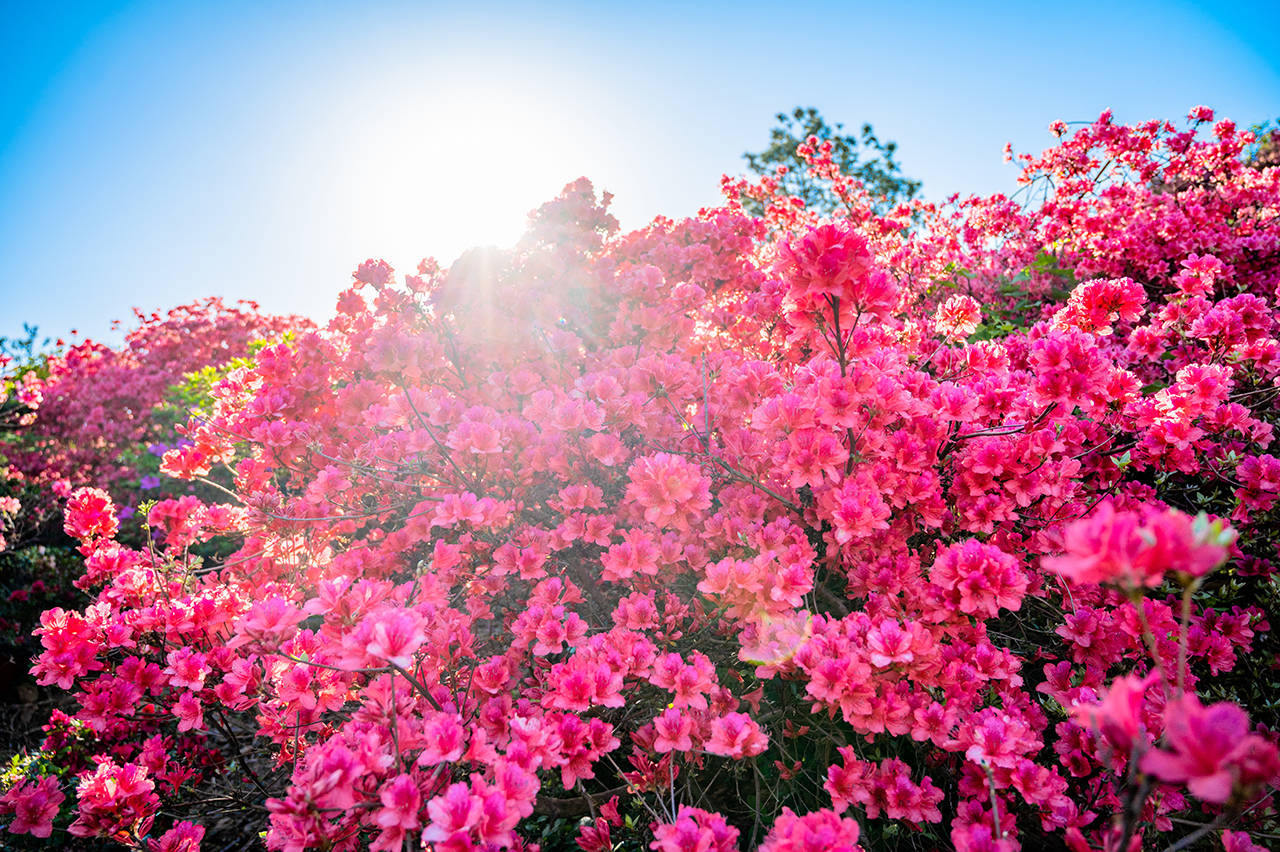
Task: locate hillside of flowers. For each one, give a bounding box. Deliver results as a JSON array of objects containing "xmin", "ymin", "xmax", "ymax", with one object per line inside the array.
[{"xmin": 2, "ymin": 108, "xmax": 1279, "ymax": 852}]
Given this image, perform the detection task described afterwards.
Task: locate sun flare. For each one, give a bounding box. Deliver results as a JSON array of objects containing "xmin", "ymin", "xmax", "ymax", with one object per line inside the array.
[{"xmin": 323, "ymin": 77, "xmax": 599, "ymax": 273}]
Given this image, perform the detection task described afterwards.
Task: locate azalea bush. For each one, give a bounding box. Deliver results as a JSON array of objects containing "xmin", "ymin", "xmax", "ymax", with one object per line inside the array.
[
  {"xmin": 2, "ymin": 107, "xmax": 1280, "ymax": 852},
  {"xmin": 0, "ymin": 301, "xmax": 305, "ymax": 738},
  {"xmin": 0, "ymin": 298, "xmax": 306, "ymax": 530}
]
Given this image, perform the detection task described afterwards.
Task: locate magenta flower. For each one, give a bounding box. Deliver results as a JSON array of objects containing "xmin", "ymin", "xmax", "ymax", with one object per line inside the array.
[
  {"xmin": 1070, "ymin": 673, "xmax": 1155, "ymax": 753},
  {"xmin": 705, "ymin": 712, "xmax": 770, "ymax": 758},
  {"xmin": 1044, "ymin": 502, "xmax": 1231, "ymax": 588},
  {"xmin": 2, "ymin": 775, "xmax": 65, "ymax": 839},
  {"xmin": 1141, "ymin": 694, "xmax": 1280, "ymax": 803}
]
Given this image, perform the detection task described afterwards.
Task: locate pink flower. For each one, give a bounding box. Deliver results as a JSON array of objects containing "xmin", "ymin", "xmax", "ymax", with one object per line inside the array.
[
  {"xmin": 228, "ymin": 596, "xmax": 303, "ymax": 649},
  {"xmin": 160, "ymin": 444, "xmax": 212, "ymax": 479},
  {"xmin": 365, "ymin": 609, "xmax": 426, "ymax": 668},
  {"xmin": 1141, "ymin": 694, "xmax": 1280, "ymax": 803},
  {"xmin": 626, "ymin": 453, "xmax": 712, "ymax": 529},
  {"xmin": 2, "ymin": 775, "xmax": 65, "ymax": 839},
  {"xmin": 423, "ymin": 782, "xmax": 482, "ymax": 844},
  {"xmin": 1236, "ymin": 454, "xmax": 1280, "ymax": 516},
  {"xmin": 173, "ymin": 691, "xmax": 205, "ymax": 732},
  {"xmin": 777, "ymin": 225, "xmax": 872, "ymax": 299},
  {"xmin": 1222, "ymin": 830, "xmax": 1269, "ymax": 852},
  {"xmin": 579, "ymin": 818, "xmax": 613, "ymax": 852},
  {"xmin": 866, "ymin": 618, "xmax": 914, "ymax": 668},
  {"xmin": 148, "ymin": 820, "xmax": 205, "ymax": 852},
  {"xmin": 164, "ymin": 647, "xmax": 210, "ymax": 691},
  {"xmin": 472, "ymin": 782, "xmax": 520, "ymax": 846},
  {"xmin": 69, "ymin": 760, "xmax": 158, "ymax": 839},
  {"xmin": 960, "ymin": 708, "xmax": 1039, "ymax": 770},
  {"xmin": 1043, "ymin": 503, "xmax": 1231, "ymax": 588},
  {"xmin": 652, "ymin": 708, "xmax": 695, "ymax": 753},
  {"xmin": 930, "ymin": 539, "xmax": 1027, "ymax": 617},
  {"xmin": 705, "ymin": 712, "xmax": 769, "ymax": 758},
  {"xmin": 1052, "ymin": 277, "xmax": 1146, "ymax": 335},
  {"xmin": 650, "ymin": 651, "xmax": 718, "ymax": 710},
  {"xmin": 418, "ymin": 712, "xmax": 466, "ymax": 765},
  {"xmin": 64, "ymin": 487, "xmax": 118, "ymax": 541},
  {"xmin": 824, "ymin": 749, "xmax": 944, "ymax": 823},
  {"xmin": 759, "ymin": 807, "xmax": 862, "ymax": 852},
  {"xmin": 651, "ymin": 806, "xmax": 740, "ymax": 852},
  {"xmin": 934, "ymin": 295, "xmax": 983, "ymax": 340},
  {"xmin": 354, "ymin": 258, "xmax": 394, "ymax": 287},
  {"xmin": 823, "ymin": 473, "xmax": 892, "ymax": 545},
  {"xmin": 1070, "ymin": 673, "xmax": 1155, "ymax": 753},
  {"xmin": 373, "ymin": 773, "xmax": 422, "ymax": 832},
  {"xmin": 775, "ymin": 224, "xmax": 897, "ymax": 322},
  {"xmin": 1189, "ymin": 105, "xmax": 1215, "ymax": 123}
]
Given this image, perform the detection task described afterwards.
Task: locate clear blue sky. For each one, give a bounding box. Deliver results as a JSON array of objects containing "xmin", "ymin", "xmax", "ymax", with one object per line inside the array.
[{"xmin": 2, "ymin": 0, "xmax": 1277, "ymax": 344}]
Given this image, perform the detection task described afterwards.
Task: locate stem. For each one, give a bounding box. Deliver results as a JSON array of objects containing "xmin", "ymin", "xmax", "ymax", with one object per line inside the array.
[
  {"xmin": 207, "ymin": 708, "xmax": 272, "ymax": 799},
  {"xmin": 984, "ymin": 763, "xmax": 1005, "ymax": 839},
  {"xmin": 1158, "ymin": 811, "xmax": 1228, "ymax": 852},
  {"xmin": 748, "ymin": 762, "xmax": 763, "ymax": 851},
  {"xmin": 1115, "ymin": 776, "xmax": 1151, "ymax": 852},
  {"xmin": 1129, "ymin": 591, "xmax": 1167, "ymax": 682},
  {"xmin": 1176, "ymin": 577, "xmax": 1202, "ymax": 696},
  {"xmin": 389, "ymin": 662, "xmax": 445, "ymax": 712}
]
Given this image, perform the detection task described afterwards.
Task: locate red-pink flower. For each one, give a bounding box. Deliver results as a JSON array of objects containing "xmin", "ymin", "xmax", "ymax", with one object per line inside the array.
[
  {"xmin": 865, "ymin": 618, "xmax": 914, "ymax": 668},
  {"xmin": 705, "ymin": 712, "xmax": 769, "ymax": 758},
  {"xmin": 934, "ymin": 295, "xmax": 983, "ymax": 340},
  {"xmin": 2, "ymin": 775, "xmax": 64, "ymax": 839},
  {"xmin": 775, "ymin": 224, "xmax": 897, "ymax": 322},
  {"xmin": 69, "ymin": 760, "xmax": 158, "ymax": 839},
  {"xmin": 423, "ymin": 781, "xmax": 482, "ymax": 844},
  {"xmin": 365, "ymin": 609, "xmax": 426, "ymax": 668},
  {"xmin": 1044, "ymin": 503, "xmax": 1231, "ymax": 588},
  {"xmin": 1070, "ymin": 673, "xmax": 1155, "ymax": 753},
  {"xmin": 578, "ymin": 818, "xmax": 613, "ymax": 852},
  {"xmin": 228, "ymin": 596, "xmax": 303, "ymax": 649},
  {"xmin": 759, "ymin": 807, "xmax": 862, "ymax": 852},
  {"xmin": 372, "ymin": 773, "xmax": 422, "ymax": 834},
  {"xmin": 1141, "ymin": 694, "xmax": 1280, "ymax": 803},
  {"xmin": 1222, "ymin": 830, "xmax": 1269, "ymax": 852},
  {"xmin": 64, "ymin": 487, "xmax": 118, "ymax": 541},
  {"xmin": 354, "ymin": 258, "xmax": 394, "ymax": 287},
  {"xmin": 148, "ymin": 820, "xmax": 205, "ymax": 852},
  {"xmin": 652, "ymin": 707, "xmax": 696, "ymax": 753},
  {"xmin": 1052, "ymin": 277, "xmax": 1146, "ymax": 335},
  {"xmin": 626, "ymin": 453, "xmax": 712, "ymax": 529},
  {"xmin": 164, "ymin": 647, "xmax": 210, "ymax": 691},
  {"xmin": 930, "ymin": 539, "xmax": 1027, "ymax": 617},
  {"xmin": 651, "ymin": 806, "xmax": 740, "ymax": 852},
  {"xmin": 418, "ymin": 712, "xmax": 466, "ymax": 765},
  {"xmin": 172, "ymin": 691, "xmax": 205, "ymax": 732}
]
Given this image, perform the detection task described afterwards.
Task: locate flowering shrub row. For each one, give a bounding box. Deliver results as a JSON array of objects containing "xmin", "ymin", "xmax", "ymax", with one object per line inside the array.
[
  {"xmin": 0, "ymin": 300, "xmax": 306, "ymax": 715},
  {"xmin": 0, "ymin": 298, "xmax": 306, "ymax": 547},
  {"xmin": 2, "ymin": 107, "xmax": 1279, "ymax": 851}
]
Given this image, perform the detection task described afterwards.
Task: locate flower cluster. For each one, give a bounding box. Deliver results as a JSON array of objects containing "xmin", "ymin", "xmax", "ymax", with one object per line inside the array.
[{"xmin": 3, "ymin": 109, "xmax": 1280, "ymax": 852}]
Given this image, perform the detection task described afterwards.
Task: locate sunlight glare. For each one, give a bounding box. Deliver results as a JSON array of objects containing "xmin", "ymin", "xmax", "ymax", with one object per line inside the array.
[{"xmin": 321, "ymin": 75, "xmax": 599, "ymax": 277}]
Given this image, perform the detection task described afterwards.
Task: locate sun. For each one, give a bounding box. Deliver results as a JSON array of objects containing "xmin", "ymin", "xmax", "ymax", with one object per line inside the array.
[{"xmin": 326, "ymin": 76, "xmax": 599, "ymax": 275}]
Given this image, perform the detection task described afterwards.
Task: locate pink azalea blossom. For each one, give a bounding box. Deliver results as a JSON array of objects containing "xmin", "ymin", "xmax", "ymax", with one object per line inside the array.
[
  {"xmin": 1141, "ymin": 694, "xmax": 1280, "ymax": 803},
  {"xmin": 2, "ymin": 775, "xmax": 65, "ymax": 839}
]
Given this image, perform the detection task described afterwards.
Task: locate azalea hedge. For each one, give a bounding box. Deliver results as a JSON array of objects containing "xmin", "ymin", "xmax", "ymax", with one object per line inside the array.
[{"xmin": 2, "ymin": 108, "xmax": 1279, "ymax": 852}]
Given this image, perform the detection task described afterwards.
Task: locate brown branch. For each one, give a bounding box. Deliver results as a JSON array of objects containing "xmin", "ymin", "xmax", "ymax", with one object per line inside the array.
[{"xmin": 533, "ymin": 784, "xmax": 630, "ymax": 818}]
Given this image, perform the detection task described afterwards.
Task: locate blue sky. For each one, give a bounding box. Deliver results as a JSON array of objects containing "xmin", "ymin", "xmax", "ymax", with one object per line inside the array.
[{"xmin": 2, "ymin": 0, "xmax": 1277, "ymax": 344}]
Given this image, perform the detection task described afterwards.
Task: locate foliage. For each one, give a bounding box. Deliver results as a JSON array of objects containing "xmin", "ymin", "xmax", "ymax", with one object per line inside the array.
[
  {"xmin": 742, "ymin": 107, "xmax": 921, "ymax": 218},
  {"xmin": 2, "ymin": 108, "xmax": 1280, "ymax": 852}
]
